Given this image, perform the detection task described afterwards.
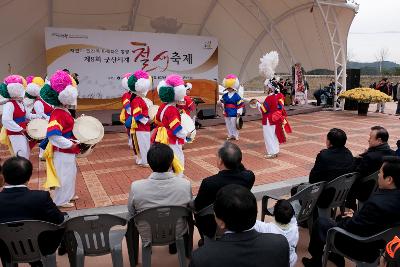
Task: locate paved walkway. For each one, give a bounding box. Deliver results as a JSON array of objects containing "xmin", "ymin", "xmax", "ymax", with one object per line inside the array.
[{"xmin": 1, "ymin": 102, "xmax": 399, "ymax": 212}]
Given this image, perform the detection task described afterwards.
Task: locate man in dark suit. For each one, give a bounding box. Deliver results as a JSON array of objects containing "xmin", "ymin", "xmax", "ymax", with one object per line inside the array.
[
  {"xmin": 190, "ymin": 184, "xmax": 289, "ymax": 267},
  {"xmin": 309, "ymin": 128, "xmax": 353, "ymax": 184},
  {"xmin": 303, "ymin": 156, "xmax": 400, "ymax": 267},
  {"xmin": 347, "ymin": 126, "xmax": 396, "ymax": 206},
  {"xmin": 194, "ymin": 142, "xmax": 255, "ymax": 240},
  {"xmin": 291, "ymin": 128, "xmax": 353, "ymax": 208},
  {"xmin": 0, "ymin": 156, "xmax": 65, "ymax": 266}
]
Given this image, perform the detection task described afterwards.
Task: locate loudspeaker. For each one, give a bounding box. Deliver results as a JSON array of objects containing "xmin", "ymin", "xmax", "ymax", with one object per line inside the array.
[
  {"xmin": 112, "ymin": 113, "xmax": 123, "ymax": 125},
  {"xmin": 346, "ymin": 68, "xmax": 361, "ymax": 90},
  {"xmin": 344, "ymin": 69, "xmax": 361, "ymax": 110},
  {"xmin": 197, "ymin": 109, "xmax": 216, "ymax": 119}
]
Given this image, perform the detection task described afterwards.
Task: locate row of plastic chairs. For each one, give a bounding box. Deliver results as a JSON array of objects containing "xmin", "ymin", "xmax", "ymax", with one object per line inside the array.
[
  {"xmin": 260, "ymin": 171, "xmax": 385, "ymax": 266},
  {"xmin": 0, "ymin": 206, "xmax": 194, "ymax": 267},
  {"xmin": 261, "ymin": 171, "xmax": 380, "ymax": 228}
]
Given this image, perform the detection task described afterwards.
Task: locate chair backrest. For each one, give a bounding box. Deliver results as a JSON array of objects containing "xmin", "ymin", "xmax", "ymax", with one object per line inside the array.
[
  {"xmin": 324, "ymin": 172, "xmax": 359, "ymax": 209},
  {"xmin": 133, "ymin": 206, "xmax": 192, "ymax": 246},
  {"xmin": 0, "ymin": 220, "xmax": 61, "ymax": 263},
  {"xmin": 63, "ymin": 214, "xmax": 127, "ymax": 256},
  {"xmin": 195, "ymin": 204, "xmax": 214, "ymax": 217},
  {"xmin": 358, "ymin": 171, "xmax": 379, "ymax": 199},
  {"xmin": 327, "ymin": 226, "xmax": 400, "ymax": 264},
  {"xmin": 289, "ymin": 181, "xmax": 326, "ymax": 223}
]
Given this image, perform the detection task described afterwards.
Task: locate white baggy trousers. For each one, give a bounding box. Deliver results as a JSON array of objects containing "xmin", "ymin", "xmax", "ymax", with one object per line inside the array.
[
  {"xmin": 262, "ymin": 119, "xmax": 280, "ymax": 155},
  {"xmin": 53, "ymin": 151, "xmax": 77, "ymax": 206}
]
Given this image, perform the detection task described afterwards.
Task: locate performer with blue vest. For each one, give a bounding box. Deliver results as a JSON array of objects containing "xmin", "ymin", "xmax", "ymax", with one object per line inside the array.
[{"xmin": 220, "ymin": 74, "xmax": 244, "ymax": 140}]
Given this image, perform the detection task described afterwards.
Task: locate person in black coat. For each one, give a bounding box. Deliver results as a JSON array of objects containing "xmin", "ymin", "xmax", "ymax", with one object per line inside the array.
[
  {"xmin": 194, "ymin": 142, "xmax": 255, "ymax": 240},
  {"xmin": 310, "ymin": 128, "xmax": 354, "ymax": 208},
  {"xmin": 303, "ymin": 156, "xmax": 400, "ymax": 267},
  {"xmin": 347, "ymin": 126, "xmax": 396, "ymax": 206},
  {"xmin": 291, "ymin": 129, "xmax": 353, "ymax": 208},
  {"xmin": 0, "ymin": 156, "xmax": 65, "ymax": 266},
  {"xmin": 190, "ymin": 185, "xmax": 289, "ymax": 267},
  {"xmin": 309, "ymin": 128, "xmax": 354, "ymax": 184}
]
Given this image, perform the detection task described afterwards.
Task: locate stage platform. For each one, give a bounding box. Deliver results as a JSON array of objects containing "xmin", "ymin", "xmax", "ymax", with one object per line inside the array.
[{"xmin": 5, "ymin": 102, "xmax": 399, "ymax": 212}]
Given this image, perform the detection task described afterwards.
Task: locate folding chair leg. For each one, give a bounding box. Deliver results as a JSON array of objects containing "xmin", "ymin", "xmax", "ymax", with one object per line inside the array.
[
  {"xmin": 322, "ymin": 246, "xmax": 330, "ymax": 267},
  {"xmin": 176, "ymin": 238, "xmax": 187, "ymax": 267},
  {"xmin": 126, "ymin": 222, "xmax": 139, "ymax": 266},
  {"xmin": 74, "ymin": 250, "xmax": 85, "ymax": 267},
  {"xmin": 142, "ymin": 245, "xmax": 152, "ymax": 267},
  {"xmin": 43, "ymin": 253, "xmax": 57, "ymax": 267},
  {"xmin": 111, "ymin": 245, "xmax": 124, "ymax": 267}
]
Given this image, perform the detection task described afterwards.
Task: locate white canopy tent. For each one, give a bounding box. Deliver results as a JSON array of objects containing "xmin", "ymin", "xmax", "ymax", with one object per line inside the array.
[{"xmin": 0, "ymin": 0, "xmax": 358, "ymax": 98}]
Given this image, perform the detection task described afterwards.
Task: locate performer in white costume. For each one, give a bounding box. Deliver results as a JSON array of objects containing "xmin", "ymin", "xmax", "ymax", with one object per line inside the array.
[
  {"xmin": 41, "ymin": 70, "xmax": 80, "ymax": 208},
  {"xmin": 0, "ymin": 75, "xmax": 30, "ymax": 159},
  {"xmin": 121, "ymin": 70, "xmax": 152, "ymax": 166},
  {"xmin": 25, "ymin": 76, "xmax": 52, "ymax": 158}
]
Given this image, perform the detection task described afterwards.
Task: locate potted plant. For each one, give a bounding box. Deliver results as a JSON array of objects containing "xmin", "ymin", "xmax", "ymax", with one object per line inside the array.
[{"xmin": 338, "ymin": 88, "xmax": 391, "ymax": 115}]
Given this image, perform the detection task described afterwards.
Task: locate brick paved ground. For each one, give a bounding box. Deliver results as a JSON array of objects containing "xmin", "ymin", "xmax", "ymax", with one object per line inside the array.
[{"xmin": 2, "ymin": 102, "xmax": 399, "ymax": 211}]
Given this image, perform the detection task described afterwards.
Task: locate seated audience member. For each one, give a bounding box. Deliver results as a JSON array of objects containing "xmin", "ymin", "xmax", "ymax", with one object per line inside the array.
[
  {"xmin": 194, "ymin": 142, "xmax": 255, "ymax": 240},
  {"xmin": 309, "ymin": 128, "xmax": 353, "ymax": 184},
  {"xmin": 303, "ymin": 156, "xmax": 400, "ymax": 267},
  {"xmin": 396, "ymin": 140, "xmax": 400, "ymax": 157},
  {"xmin": 127, "ymin": 143, "xmax": 192, "ymax": 252},
  {"xmin": 292, "ymin": 128, "xmax": 353, "ymax": 207},
  {"xmin": 347, "ymin": 126, "xmax": 395, "ymax": 207},
  {"xmin": 190, "ymin": 184, "xmax": 289, "ymax": 267},
  {"xmin": 253, "ymin": 199, "xmax": 299, "ymax": 267},
  {"xmin": 0, "ymin": 156, "xmax": 65, "ymax": 266}
]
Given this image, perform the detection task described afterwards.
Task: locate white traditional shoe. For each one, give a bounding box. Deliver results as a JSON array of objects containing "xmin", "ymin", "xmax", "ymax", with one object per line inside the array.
[
  {"xmin": 264, "ymin": 154, "xmax": 278, "ymax": 159},
  {"xmin": 139, "ymin": 164, "xmax": 150, "ymax": 168},
  {"xmin": 71, "ymin": 195, "xmax": 79, "ymax": 201},
  {"xmin": 59, "ymin": 202, "xmax": 75, "ymax": 208}
]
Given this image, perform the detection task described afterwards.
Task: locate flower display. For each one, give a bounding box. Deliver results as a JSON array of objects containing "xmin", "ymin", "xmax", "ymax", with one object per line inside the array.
[{"xmin": 338, "ymin": 87, "xmax": 391, "ymax": 103}]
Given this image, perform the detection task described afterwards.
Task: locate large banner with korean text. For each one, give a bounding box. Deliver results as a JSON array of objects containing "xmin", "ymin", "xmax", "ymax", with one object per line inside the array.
[{"xmin": 45, "ymin": 27, "xmax": 218, "ymax": 106}]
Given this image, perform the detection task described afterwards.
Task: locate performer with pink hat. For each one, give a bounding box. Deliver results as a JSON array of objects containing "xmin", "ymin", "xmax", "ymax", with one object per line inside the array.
[
  {"xmin": 220, "ymin": 74, "xmax": 244, "ymax": 140},
  {"xmin": 40, "ymin": 70, "xmax": 80, "ymax": 208},
  {"xmin": 0, "ymin": 75, "xmax": 30, "ymax": 159},
  {"xmin": 120, "ymin": 73, "xmax": 133, "ymax": 149},
  {"xmin": 121, "ymin": 70, "xmax": 152, "ymax": 166},
  {"xmin": 152, "ymin": 74, "xmax": 190, "ymax": 171}
]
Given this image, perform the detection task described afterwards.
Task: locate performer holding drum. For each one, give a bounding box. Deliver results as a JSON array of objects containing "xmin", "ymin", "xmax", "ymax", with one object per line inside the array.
[
  {"xmin": 25, "ymin": 76, "xmax": 53, "ymax": 158},
  {"xmin": 121, "ymin": 70, "xmax": 152, "ymax": 167},
  {"xmin": 120, "ymin": 73, "xmax": 133, "ymax": 149},
  {"xmin": 0, "ymin": 75, "xmax": 31, "ymax": 159},
  {"xmin": 40, "ymin": 70, "xmax": 80, "ymax": 208},
  {"xmin": 152, "ymin": 74, "xmax": 192, "ymax": 172}
]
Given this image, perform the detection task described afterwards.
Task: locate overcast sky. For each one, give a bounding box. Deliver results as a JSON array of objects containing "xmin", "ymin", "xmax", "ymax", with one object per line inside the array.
[{"xmin": 347, "ymin": 0, "xmax": 400, "ymax": 63}]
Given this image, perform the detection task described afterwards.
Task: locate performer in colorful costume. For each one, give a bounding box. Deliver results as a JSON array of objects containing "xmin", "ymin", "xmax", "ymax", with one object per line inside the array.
[
  {"xmin": 176, "ymin": 82, "xmax": 195, "ymax": 116},
  {"xmin": 40, "ymin": 70, "xmax": 79, "ymax": 208},
  {"xmin": 220, "ymin": 74, "xmax": 244, "ymax": 140},
  {"xmin": 152, "ymin": 74, "xmax": 189, "ymax": 173},
  {"xmin": 121, "ymin": 70, "xmax": 152, "ymax": 166},
  {"xmin": 25, "ymin": 76, "xmax": 53, "ymax": 158},
  {"xmin": 253, "ymin": 51, "xmax": 290, "ymax": 158},
  {"xmin": 0, "ymin": 75, "xmax": 30, "ymax": 159},
  {"xmin": 120, "ymin": 73, "xmax": 133, "ymax": 149}
]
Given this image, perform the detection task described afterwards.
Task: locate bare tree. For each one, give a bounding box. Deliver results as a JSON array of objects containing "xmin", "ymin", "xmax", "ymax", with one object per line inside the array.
[{"xmin": 375, "ymin": 48, "xmax": 389, "ymax": 74}]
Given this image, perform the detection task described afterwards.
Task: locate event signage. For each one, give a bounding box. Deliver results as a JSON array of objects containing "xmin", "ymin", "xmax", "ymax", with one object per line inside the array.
[{"xmin": 45, "ymin": 27, "xmax": 218, "ymax": 99}]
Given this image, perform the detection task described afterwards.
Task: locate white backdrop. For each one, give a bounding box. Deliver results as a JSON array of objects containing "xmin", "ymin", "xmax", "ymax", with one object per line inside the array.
[{"xmin": 45, "ymin": 27, "xmax": 218, "ymax": 99}]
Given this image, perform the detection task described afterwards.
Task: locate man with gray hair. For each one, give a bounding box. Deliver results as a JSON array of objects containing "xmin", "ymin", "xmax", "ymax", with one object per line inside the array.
[{"xmin": 194, "ymin": 141, "xmax": 255, "ymax": 242}]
